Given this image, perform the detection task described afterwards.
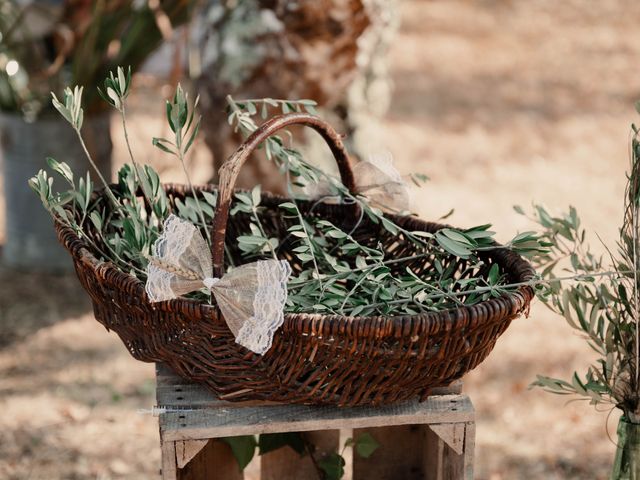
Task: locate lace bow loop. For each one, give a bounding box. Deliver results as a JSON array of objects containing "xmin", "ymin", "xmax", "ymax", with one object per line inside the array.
[
  {"xmin": 352, "ymin": 152, "xmax": 411, "ymax": 212},
  {"xmin": 145, "ymin": 215, "xmax": 291, "ymax": 355},
  {"xmin": 303, "ymin": 152, "xmax": 410, "ymax": 212}
]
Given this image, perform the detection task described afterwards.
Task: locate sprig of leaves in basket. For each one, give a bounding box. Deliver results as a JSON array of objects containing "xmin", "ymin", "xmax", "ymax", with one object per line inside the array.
[
  {"xmin": 225, "ymin": 96, "xmax": 547, "ymax": 316},
  {"xmin": 29, "ymin": 67, "xmax": 547, "ymax": 319}
]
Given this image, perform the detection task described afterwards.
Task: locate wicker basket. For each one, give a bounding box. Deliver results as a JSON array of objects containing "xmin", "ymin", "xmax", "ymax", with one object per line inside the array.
[{"xmin": 55, "ymin": 113, "xmax": 535, "ymax": 406}]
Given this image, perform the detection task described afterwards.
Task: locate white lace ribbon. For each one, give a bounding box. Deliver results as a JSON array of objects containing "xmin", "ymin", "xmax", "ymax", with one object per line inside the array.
[
  {"xmin": 303, "ymin": 151, "xmax": 411, "ymax": 212},
  {"xmin": 145, "ymin": 214, "xmax": 292, "ymax": 355},
  {"xmin": 353, "ymin": 152, "xmax": 411, "ymax": 212}
]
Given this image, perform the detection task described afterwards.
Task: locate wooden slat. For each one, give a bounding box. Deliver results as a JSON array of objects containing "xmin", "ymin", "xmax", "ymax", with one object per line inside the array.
[
  {"xmin": 161, "ymin": 440, "xmax": 178, "ymax": 480},
  {"xmin": 353, "ymin": 425, "xmax": 425, "ymax": 480},
  {"xmin": 423, "ymin": 423, "xmax": 474, "ymax": 480},
  {"xmin": 429, "ymin": 423, "xmax": 465, "ymax": 455},
  {"xmin": 156, "ymin": 383, "xmax": 279, "ymax": 409},
  {"xmin": 156, "ymin": 364, "xmax": 278, "ymax": 409},
  {"xmin": 261, "ymin": 430, "xmax": 339, "ymax": 480},
  {"xmin": 176, "ymin": 440, "xmax": 209, "ymax": 469},
  {"xmin": 423, "ymin": 425, "xmax": 444, "ymax": 480},
  {"xmin": 353, "ymin": 422, "xmax": 474, "ymax": 480},
  {"xmin": 463, "ymin": 422, "xmax": 475, "ymax": 479},
  {"xmin": 176, "ymin": 439, "xmax": 244, "ymax": 480},
  {"xmin": 156, "ymin": 363, "xmax": 475, "ymax": 478},
  {"xmin": 160, "ymin": 395, "xmax": 473, "ymax": 441}
]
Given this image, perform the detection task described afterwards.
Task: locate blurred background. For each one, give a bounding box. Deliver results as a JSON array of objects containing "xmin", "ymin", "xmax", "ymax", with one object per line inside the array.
[{"xmin": 0, "ymin": 0, "xmax": 637, "ymax": 478}]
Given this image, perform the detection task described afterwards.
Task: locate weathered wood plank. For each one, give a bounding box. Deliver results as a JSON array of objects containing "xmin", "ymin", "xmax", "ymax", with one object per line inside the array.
[
  {"xmin": 161, "ymin": 440, "xmax": 177, "ymax": 480},
  {"xmin": 423, "ymin": 423, "xmax": 474, "ymax": 480},
  {"xmin": 160, "ymin": 395, "xmax": 473, "ymax": 441},
  {"xmin": 463, "ymin": 422, "xmax": 475, "ymax": 479},
  {"xmin": 176, "ymin": 439, "xmax": 244, "ymax": 480},
  {"xmin": 176, "ymin": 440, "xmax": 209, "ymax": 469},
  {"xmin": 261, "ymin": 430, "xmax": 339, "ymax": 480},
  {"xmin": 352, "ymin": 425, "xmax": 425, "ymax": 480},
  {"xmin": 423, "ymin": 424, "xmax": 444, "ymax": 480},
  {"xmin": 429, "ymin": 423, "xmax": 465, "ymax": 455},
  {"xmin": 156, "ymin": 363, "xmax": 475, "ymax": 478},
  {"xmin": 156, "ymin": 383, "xmax": 278, "ymax": 409}
]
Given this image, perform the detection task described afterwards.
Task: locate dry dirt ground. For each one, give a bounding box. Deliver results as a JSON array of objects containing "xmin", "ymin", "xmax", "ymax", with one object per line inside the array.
[{"xmin": 1, "ymin": 1, "xmax": 639, "ymax": 478}]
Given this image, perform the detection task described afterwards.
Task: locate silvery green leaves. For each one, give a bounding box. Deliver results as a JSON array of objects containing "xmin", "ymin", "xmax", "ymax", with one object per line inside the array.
[
  {"xmin": 29, "ymin": 158, "xmax": 93, "ymax": 238},
  {"xmin": 36, "ymin": 80, "xmax": 544, "ymax": 319},
  {"xmin": 117, "ymin": 164, "xmax": 169, "ymax": 223},
  {"xmin": 225, "ymin": 95, "xmax": 546, "ymax": 260},
  {"xmin": 435, "ymin": 224, "xmax": 547, "ymax": 260},
  {"xmin": 279, "ymin": 206, "xmax": 506, "ymax": 315},
  {"xmin": 226, "ymin": 96, "xmax": 322, "ymax": 188},
  {"xmin": 233, "ymin": 187, "xmax": 278, "ymax": 257},
  {"xmin": 51, "ymin": 86, "xmax": 84, "ymax": 130},
  {"xmin": 521, "ymin": 200, "xmax": 635, "ymax": 411},
  {"xmin": 435, "ymin": 228, "xmax": 475, "ymax": 258},
  {"xmin": 153, "ymin": 84, "xmax": 201, "ymax": 157},
  {"xmin": 97, "ymin": 66, "xmax": 132, "ymax": 111},
  {"xmin": 152, "ymin": 83, "xmax": 210, "ymax": 245},
  {"xmin": 223, "ymin": 95, "xmax": 550, "ymax": 316},
  {"xmin": 532, "ymin": 371, "xmax": 610, "ymax": 404},
  {"xmin": 174, "ymin": 191, "xmax": 217, "ymax": 224},
  {"xmin": 29, "ymin": 169, "xmax": 58, "ymax": 213},
  {"xmin": 50, "ymin": 81, "xmax": 116, "ymax": 200},
  {"xmin": 228, "ymin": 97, "xmax": 318, "ymax": 124},
  {"xmin": 46, "ymin": 156, "xmax": 73, "ymax": 185}
]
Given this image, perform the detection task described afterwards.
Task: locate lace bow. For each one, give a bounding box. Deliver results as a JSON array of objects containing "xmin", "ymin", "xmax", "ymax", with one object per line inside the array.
[
  {"xmin": 352, "ymin": 152, "xmax": 411, "ymax": 212},
  {"xmin": 145, "ymin": 215, "xmax": 292, "ymax": 355},
  {"xmin": 304, "ymin": 152, "xmax": 411, "ymax": 212}
]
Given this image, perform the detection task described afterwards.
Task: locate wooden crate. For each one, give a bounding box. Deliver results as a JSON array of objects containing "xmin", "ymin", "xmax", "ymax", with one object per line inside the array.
[{"xmin": 156, "ymin": 364, "xmax": 475, "ymax": 479}]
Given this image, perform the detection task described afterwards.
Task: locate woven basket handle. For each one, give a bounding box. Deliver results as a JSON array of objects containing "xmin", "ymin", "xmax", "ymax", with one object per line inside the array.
[{"xmin": 210, "ymin": 112, "xmax": 357, "ymax": 277}]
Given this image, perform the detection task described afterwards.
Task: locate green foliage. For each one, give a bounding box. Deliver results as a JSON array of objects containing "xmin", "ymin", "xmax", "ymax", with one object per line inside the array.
[
  {"xmin": 258, "ymin": 432, "xmax": 305, "ymax": 456},
  {"xmin": 219, "ymin": 433, "xmax": 306, "ymax": 471},
  {"xmin": 221, "ymin": 435, "xmax": 257, "ymax": 470},
  {"xmin": 318, "ymin": 453, "xmax": 346, "ymax": 480},
  {"xmin": 224, "ymin": 95, "xmax": 548, "ymax": 316},
  {"xmin": 317, "ymin": 433, "xmax": 380, "ymax": 480},
  {"xmin": 526, "ymin": 127, "xmax": 640, "ymax": 420},
  {"xmin": 32, "ymin": 76, "xmax": 550, "ymax": 319},
  {"xmin": 51, "ymin": 86, "xmax": 85, "ymax": 131},
  {"xmin": 525, "ymin": 202, "xmax": 622, "ymax": 407},
  {"xmin": 233, "ymin": 186, "xmax": 278, "ymax": 259},
  {"xmin": 34, "ymin": 82, "xmax": 550, "ymax": 318},
  {"xmin": 153, "ymin": 84, "xmax": 201, "ymax": 157},
  {"xmin": 97, "ymin": 66, "xmax": 132, "ymax": 112},
  {"xmin": 219, "ymin": 431, "xmax": 379, "ymax": 479},
  {"xmin": 348, "ymin": 432, "xmax": 380, "ymax": 459},
  {"xmin": 152, "ymin": 83, "xmax": 209, "ymax": 244}
]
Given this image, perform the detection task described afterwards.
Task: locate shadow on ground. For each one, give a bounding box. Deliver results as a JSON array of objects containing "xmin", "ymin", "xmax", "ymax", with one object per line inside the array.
[{"xmin": 0, "ymin": 259, "xmax": 91, "ymax": 348}]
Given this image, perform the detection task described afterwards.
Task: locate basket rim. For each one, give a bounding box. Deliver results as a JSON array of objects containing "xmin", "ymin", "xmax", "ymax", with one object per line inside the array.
[{"xmin": 55, "ymin": 183, "xmax": 536, "ymax": 338}]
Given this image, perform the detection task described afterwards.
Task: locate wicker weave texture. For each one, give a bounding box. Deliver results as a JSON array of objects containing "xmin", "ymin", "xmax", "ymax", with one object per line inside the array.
[{"xmin": 56, "ymin": 184, "xmax": 533, "ymax": 406}]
